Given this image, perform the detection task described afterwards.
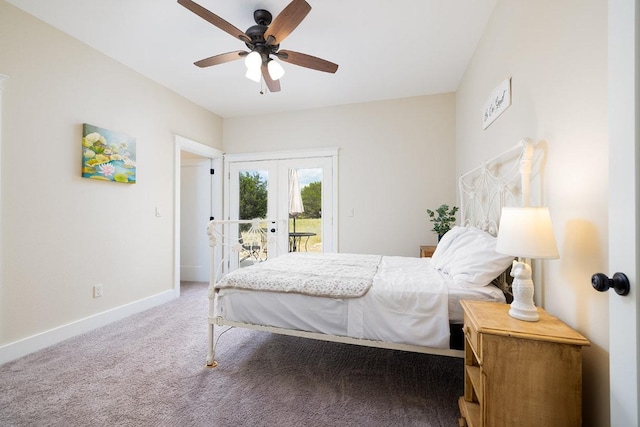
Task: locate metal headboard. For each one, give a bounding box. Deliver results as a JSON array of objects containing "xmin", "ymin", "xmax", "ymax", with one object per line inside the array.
[
  {"xmin": 458, "ymin": 138, "xmax": 541, "ymax": 298},
  {"xmin": 459, "ymin": 138, "xmax": 538, "ymax": 236}
]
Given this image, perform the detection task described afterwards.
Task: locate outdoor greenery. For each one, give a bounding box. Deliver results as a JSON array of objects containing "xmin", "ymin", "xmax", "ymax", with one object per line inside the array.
[
  {"xmin": 238, "ymin": 172, "xmax": 322, "ymax": 251},
  {"xmin": 427, "ymin": 204, "xmax": 459, "ymax": 237},
  {"xmin": 239, "ymin": 172, "xmax": 267, "ymax": 220},
  {"xmin": 239, "ymin": 173, "xmax": 322, "ymax": 220},
  {"xmin": 300, "ymin": 181, "xmax": 321, "ymax": 218}
]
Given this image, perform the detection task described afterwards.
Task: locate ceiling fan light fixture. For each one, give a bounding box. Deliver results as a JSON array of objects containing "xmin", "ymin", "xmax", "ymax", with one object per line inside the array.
[
  {"xmin": 267, "ymin": 59, "xmax": 285, "ymax": 80},
  {"xmin": 245, "ymin": 67, "xmax": 262, "ymax": 83},
  {"xmin": 180, "ymin": 0, "xmax": 339, "ymax": 94},
  {"xmin": 244, "ymin": 51, "xmax": 262, "ymax": 70}
]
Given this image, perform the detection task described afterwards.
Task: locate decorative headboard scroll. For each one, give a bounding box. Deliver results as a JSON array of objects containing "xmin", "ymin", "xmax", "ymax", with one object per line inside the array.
[
  {"xmin": 459, "ymin": 138, "xmax": 538, "ymax": 236},
  {"xmin": 458, "ymin": 138, "xmax": 541, "ymax": 300}
]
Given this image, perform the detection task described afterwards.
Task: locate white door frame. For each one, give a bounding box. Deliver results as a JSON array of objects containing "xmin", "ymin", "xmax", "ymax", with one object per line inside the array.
[
  {"xmin": 224, "ymin": 147, "xmax": 339, "ymax": 252},
  {"xmin": 608, "ymin": 0, "xmax": 639, "ymax": 425},
  {"xmin": 173, "ymin": 135, "xmax": 223, "ymax": 296},
  {"xmin": 0, "ymin": 74, "xmax": 7, "ymax": 302}
]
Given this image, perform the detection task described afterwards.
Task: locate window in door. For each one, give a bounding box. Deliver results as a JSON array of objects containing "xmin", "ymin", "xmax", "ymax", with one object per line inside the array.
[
  {"xmin": 284, "ymin": 163, "xmax": 328, "ymax": 253},
  {"xmin": 228, "ymin": 161, "xmax": 276, "ymax": 270}
]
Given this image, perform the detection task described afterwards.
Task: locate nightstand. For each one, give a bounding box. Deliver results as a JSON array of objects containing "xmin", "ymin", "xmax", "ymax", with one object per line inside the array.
[
  {"xmin": 419, "ymin": 245, "xmax": 436, "ymax": 258},
  {"xmin": 458, "ymin": 300, "xmax": 590, "ymax": 427}
]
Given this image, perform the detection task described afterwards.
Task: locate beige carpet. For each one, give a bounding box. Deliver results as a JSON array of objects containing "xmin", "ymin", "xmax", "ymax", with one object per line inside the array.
[{"xmin": 0, "ymin": 282, "xmax": 464, "ymax": 426}]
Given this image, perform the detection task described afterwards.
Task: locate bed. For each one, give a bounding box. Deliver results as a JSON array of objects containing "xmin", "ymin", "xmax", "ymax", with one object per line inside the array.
[{"xmin": 205, "ymin": 139, "xmax": 540, "ymax": 367}]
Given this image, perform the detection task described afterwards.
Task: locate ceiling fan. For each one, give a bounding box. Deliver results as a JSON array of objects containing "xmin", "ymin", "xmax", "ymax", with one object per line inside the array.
[{"xmin": 178, "ymin": 0, "xmax": 339, "ymax": 93}]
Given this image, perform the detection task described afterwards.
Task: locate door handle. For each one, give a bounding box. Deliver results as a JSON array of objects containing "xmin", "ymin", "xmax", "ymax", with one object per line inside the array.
[{"xmin": 591, "ymin": 272, "xmax": 630, "ymax": 296}]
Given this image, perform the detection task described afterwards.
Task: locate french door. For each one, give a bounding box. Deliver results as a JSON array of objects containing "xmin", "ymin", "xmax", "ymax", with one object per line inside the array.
[
  {"xmin": 227, "ymin": 160, "xmax": 280, "ymax": 271},
  {"xmin": 225, "ymin": 151, "xmax": 336, "ymax": 272}
]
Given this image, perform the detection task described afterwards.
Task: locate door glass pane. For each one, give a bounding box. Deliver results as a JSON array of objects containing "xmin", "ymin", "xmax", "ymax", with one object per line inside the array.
[
  {"xmin": 288, "ymin": 167, "xmax": 322, "ymax": 253},
  {"xmin": 238, "ymin": 169, "xmax": 269, "ymax": 266}
]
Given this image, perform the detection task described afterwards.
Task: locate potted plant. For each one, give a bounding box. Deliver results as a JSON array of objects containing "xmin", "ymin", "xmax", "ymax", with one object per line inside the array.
[{"xmin": 427, "ymin": 204, "xmax": 459, "ymax": 240}]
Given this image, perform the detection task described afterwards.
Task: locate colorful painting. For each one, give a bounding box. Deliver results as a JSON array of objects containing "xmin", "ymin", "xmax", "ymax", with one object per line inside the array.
[{"xmin": 82, "ymin": 123, "xmax": 136, "ymax": 184}]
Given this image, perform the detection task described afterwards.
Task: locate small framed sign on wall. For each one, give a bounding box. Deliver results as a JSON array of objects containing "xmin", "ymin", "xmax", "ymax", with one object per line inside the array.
[{"xmin": 482, "ymin": 77, "xmax": 512, "ymax": 130}]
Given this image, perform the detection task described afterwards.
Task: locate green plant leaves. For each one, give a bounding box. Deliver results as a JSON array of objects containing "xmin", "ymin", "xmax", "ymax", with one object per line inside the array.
[{"xmin": 427, "ymin": 204, "xmax": 459, "ymax": 235}]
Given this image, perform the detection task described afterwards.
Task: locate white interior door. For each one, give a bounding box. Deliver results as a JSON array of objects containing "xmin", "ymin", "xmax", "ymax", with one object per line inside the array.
[
  {"xmin": 608, "ymin": 0, "xmax": 639, "ymax": 425},
  {"xmin": 180, "ymin": 157, "xmax": 212, "ymax": 281}
]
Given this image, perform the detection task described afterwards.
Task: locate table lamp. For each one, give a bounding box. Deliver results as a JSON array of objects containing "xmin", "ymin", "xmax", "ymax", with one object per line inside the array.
[{"xmin": 495, "ymin": 207, "xmax": 559, "ymax": 321}]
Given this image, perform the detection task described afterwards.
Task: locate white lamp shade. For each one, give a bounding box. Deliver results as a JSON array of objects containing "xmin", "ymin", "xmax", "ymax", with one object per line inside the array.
[
  {"xmin": 245, "ymin": 68, "xmax": 262, "ymax": 83},
  {"xmin": 496, "ymin": 207, "xmax": 559, "ymax": 259},
  {"xmin": 268, "ymin": 60, "xmax": 285, "ymax": 80},
  {"xmin": 244, "ymin": 51, "xmax": 262, "ymax": 70}
]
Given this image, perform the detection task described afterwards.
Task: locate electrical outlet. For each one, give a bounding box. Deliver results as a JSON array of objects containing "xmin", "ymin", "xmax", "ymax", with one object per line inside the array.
[{"xmin": 93, "ymin": 284, "xmax": 103, "ymax": 298}]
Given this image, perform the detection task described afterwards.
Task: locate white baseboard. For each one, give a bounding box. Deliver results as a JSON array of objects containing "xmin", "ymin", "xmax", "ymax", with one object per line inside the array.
[
  {"xmin": 180, "ymin": 265, "xmax": 208, "ymax": 282},
  {"xmin": 0, "ymin": 288, "xmax": 178, "ymax": 365}
]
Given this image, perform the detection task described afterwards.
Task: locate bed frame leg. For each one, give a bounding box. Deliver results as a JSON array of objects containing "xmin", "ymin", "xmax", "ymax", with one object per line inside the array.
[
  {"xmin": 205, "ymin": 320, "xmax": 218, "ymax": 368},
  {"xmin": 206, "ymin": 222, "xmax": 220, "ymax": 368}
]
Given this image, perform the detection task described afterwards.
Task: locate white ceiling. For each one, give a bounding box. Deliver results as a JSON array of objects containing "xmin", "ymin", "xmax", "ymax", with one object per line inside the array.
[{"xmin": 7, "ymin": 0, "xmax": 497, "ymax": 118}]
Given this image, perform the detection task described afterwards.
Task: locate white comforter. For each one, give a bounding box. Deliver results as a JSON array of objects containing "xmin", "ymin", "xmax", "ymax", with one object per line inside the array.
[
  {"xmin": 215, "ymin": 252, "xmax": 382, "ymax": 298},
  {"xmin": 354, "ymin": 256, "xmax": 450, "ymax": 347},
  {"xmin": 214, "ymin": 254, "xmax": 451, "ymax": 348}
]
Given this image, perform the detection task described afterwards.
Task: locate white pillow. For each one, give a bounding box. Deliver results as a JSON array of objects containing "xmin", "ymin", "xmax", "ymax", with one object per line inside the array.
[
  {"xmin": 432, "ymin": 226, "xmax": 514, "ymax": 287},
  {"xmin": 431, "ymin": 226, "xmax": 468, "ymax": 266}
]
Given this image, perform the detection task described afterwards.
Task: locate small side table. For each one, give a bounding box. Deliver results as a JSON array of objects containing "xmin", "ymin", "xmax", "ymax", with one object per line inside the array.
[
  {"xmin": 419, "ymin": 245, "xmax": 437, "ymax": 258},
  {"xmin": 458, "ymin": 300, "xmax": 590, "ymax": 427}
]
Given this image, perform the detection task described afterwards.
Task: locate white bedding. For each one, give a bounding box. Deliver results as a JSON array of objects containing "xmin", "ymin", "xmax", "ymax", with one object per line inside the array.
[
  {"xmin": 215, "ymin": 252, "xmax": 381, "ymax": 298},
  {"xmin": 214, "ymin": 256, "xmax": 506, "ymax": 349}
]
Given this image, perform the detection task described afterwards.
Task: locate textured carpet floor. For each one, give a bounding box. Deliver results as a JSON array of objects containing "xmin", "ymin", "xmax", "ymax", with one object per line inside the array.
[{"xmin": 0, "ymin": 282, "xmax": 464, "ymax": 427}]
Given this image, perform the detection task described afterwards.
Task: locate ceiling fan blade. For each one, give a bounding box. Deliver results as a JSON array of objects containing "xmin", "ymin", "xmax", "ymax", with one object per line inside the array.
[
  {"xmin": 277, "ymin": 50, "xmax": 338, "ymax": 73},
  {"xmin": 178, "ymin": 0, "xmax": 251, "ymax": 44},
  {"xmin": 261, "ymin": 63, "xmax": 281, "ymax": 93},
  {"xmin": 264, "ymin": 0, "xmax": 311, "ymax": 45},
  {"xmin": 194, "ymin": 50, "xmax": 248, "ymax": 68}
]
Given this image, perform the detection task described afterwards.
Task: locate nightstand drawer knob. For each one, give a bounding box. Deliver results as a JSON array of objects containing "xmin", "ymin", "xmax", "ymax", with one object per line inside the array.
[{"xmin": 591, "ymin": 272, "xmax": 630, "ymax": 296}]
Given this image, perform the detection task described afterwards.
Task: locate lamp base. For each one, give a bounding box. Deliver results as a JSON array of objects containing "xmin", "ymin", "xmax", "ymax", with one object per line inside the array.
[
  {"xmin": 508, "ymin": 260, "xmax": 540, "ymax": 322},
  {"xmin": 509, "ymin": 305, "xmax": 540, "ymax": 322}
]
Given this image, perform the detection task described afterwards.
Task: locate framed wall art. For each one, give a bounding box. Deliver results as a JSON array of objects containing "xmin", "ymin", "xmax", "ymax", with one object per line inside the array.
[{"xmin": 81, "ymin": 123, "xmax": 136, "ymax": 184}]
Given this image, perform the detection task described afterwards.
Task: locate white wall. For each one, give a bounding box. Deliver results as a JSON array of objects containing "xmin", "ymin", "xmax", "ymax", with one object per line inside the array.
[
  {"xmin": 223, "ymin": 94, "xmax": 457, "ymax": 257},
  {"xmin": 0, "ymin": 1, "xmax": 223, "ymax": 350},
  {"xmin": 456, "ymin": 0, "xmax": 609, "ymax": 425}
]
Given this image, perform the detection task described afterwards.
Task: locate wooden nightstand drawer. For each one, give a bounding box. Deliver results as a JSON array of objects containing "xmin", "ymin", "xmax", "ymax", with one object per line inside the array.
[{"xmin": 463, "ymin": 313, "xmax": 480, "ymax": 360}]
